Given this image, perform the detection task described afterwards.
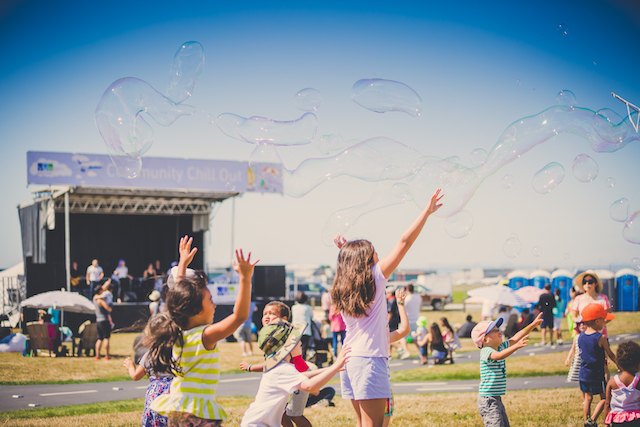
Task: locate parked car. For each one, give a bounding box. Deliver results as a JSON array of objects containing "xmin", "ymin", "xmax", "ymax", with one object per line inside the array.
[
  {"xmin": 288, "ymin": 282, "xmax": 329, "ymax": 302},
  {"xmin": 386, "ymin": 281, "xmax": 452, "ymax": 310}
]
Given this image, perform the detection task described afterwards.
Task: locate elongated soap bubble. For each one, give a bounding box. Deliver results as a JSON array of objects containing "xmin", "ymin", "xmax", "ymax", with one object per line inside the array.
[
  {"xmin": 470, "ymin": 148, "xmax": 488, "ymax": 166},
  {"xmin": 351, "ymin": 79, "xmax": 423, "ymax": 117},
  {"xmin": 294, "ymin": 88, "xmax": 322, "ymax": 111},
  {"xmin": 623, "ymin": 211, "xmax": 640, "ymax": 244},
  {"xmin": 444, "ymin": 210, "xmax": 473, "ymax": 239},
  {"xmin": 501, "ymin": 174, "xmax": 514, "ymax": 189},
  {"xmin": 572, "ymin": 154, "xmax": 598, "ymax": 182},
  {"xmin": 557, "ymin": 90, "xmax": 576, "ymax": 111},
  {"xmin": 216, "ymin": 112, "xmax": 317, "ymax": 146},
  {"xmin": 610, "ymin": 198, "xmax": 630, "ymax": 222},
  {"xmin": 533, "ymin": 162, "xmax": 565, "ymax": 194},
  {"xmin": 504, "ymin": 236, "xmax": 522, "ymax": 258},
  {"xmin": 166, "ymin": 41, "xmax": 205, "ymax": 104},
  {"xmin": 317, "ymin": 134, "xmax": 348, "ymax": 155},
  {"xmin": 592, "ymin": 109, "xmax": 627, "ymax": 145},
  {"xmin": 95, "ymin": 77, "xmax": 195, "ymax": 178}
]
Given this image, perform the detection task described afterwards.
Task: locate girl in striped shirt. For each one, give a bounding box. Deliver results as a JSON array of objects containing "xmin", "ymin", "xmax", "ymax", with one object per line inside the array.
[{"xmin": 148, "ymin": 236, "xmax": 258, "ymax": 426}]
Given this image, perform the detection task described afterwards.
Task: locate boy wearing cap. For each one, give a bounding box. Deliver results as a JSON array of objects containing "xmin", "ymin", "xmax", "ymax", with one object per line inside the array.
[
  {"xmin": 578, "ymin": 303, "xmax": 619, "ymax": 427},
  {"xmin": 240, "ymin": 319, "xmax": 351, "ymax": 427},
  {"xmin": 472, "ymin": 312, "xmax": 543, "ymax": 427}
]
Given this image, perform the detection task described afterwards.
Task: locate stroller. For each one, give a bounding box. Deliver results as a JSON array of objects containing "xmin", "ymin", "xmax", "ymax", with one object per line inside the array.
[{"xmin": 306, "ymin": 320, "xmax": 334, "ymax": 368}]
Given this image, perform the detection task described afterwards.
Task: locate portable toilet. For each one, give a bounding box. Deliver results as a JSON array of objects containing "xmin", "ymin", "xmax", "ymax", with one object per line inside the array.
[
  {"xmin": 507, "ymin": 270, "xmax": 530, "ymax": 290},
  {"xmin": 594, "ymin": 269, "xmax": 617, "ymax": 312},
  {"xmin": 551, "ymin": 269, "xmax": 573, "ymax": 304},
  {"xmin": 530, "ymin": 269, "xmax": 551, "ymax": 289},
  {"xmin": 616, "ymin": 268, "xmax": 639, "ymax": 312}
]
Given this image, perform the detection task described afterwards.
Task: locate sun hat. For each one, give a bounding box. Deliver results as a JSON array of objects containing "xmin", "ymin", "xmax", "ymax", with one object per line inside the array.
[
  {"xmin": 258, "ymin": 319, "xmax": 308, "ymax": 372},
  {"xmin": 416, "ymin": 316, "xmax": 428, "ymax": 328},
  {"xmin": 578, "ymin": 303, "xmax": 615, "ymax": 322},
  {"xmin": 166, "ymin": 266, "xmax": 197, "ymax": 290},
  {"xmin": 149, "ymin": 290, "xmax": 161, "ymax": 302},
  {"xmin": 471, "ymin": 318, "xmax": 504, "ymax": 349},
  {"xmin": 574, "ymin": 270, "xmax": 603, "ymax": 294}
]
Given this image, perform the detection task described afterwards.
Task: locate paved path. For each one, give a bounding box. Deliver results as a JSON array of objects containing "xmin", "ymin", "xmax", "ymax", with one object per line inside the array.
[{"xmin": 2, "ymin": 332, "xmax": 639, "ymax": 412}]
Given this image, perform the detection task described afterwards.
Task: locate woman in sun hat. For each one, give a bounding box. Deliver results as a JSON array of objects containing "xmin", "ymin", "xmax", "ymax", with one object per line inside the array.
[{"xmin": 572, "ymin": 270, "xmax": 612, "ymax": 337}]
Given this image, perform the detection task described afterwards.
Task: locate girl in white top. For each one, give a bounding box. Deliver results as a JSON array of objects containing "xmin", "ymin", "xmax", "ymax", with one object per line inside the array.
[
  {"xmin": 331, "ymin": 189, "xmax": 443, "ymax": 427},
  {"xmin": 604, "ymin": 341, "xmax": 640, "ymax": 426}
]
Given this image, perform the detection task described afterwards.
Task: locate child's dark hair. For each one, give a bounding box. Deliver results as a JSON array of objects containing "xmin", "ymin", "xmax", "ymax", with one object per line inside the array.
[
  {"xmin": 331, "ymin": 240, "xmax": 376, "ymax": 318},
  {"xmin": 143, "ymin": 270, "xmax": 209, "ymax": 375},
  {"xmin": 616, "ymin": 341, "xmax": 640, "ymax": 373},
  {"xmin": 440, "ymin": 317, "xmax": 454, "ymax": 333},
  {"xmin": 430, "ymin": 322, "xmax": 443, "ymax": 345},
  {"xmin": 265, "ymin": 301, "xmax": 290, "ymax": 321}
]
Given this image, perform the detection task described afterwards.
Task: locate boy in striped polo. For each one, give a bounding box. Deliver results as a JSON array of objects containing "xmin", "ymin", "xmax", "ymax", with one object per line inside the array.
[{"xmin": 471, "ymin": 312, "xmax": 543, "ymax": 427}]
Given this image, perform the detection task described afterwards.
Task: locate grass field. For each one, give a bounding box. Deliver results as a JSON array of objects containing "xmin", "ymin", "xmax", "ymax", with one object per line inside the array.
[
  {"xmin": 1, "ymin": 311, "xmax": 638, "ymax": 385},
  {"xmin": 0, "ymin": 388, "xmax": 596, "ymax": 426}
]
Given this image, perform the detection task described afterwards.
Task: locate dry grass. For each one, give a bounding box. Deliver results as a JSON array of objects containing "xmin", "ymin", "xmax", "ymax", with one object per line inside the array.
[{"xmin": 0, "ymin": 389, "xmax": 593, "ymax": 426}]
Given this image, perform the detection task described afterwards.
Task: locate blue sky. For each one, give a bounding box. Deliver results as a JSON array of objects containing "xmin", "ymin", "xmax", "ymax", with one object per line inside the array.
[{"xmin": 1, "ymin": 0, "xmax": 639, "ymax": 272}]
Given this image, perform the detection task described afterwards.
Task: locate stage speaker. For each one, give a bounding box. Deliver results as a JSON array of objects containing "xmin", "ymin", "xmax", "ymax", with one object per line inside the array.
[{"xmin": 252, "ymin": 265, "xmax": 286, "ymax": 300}]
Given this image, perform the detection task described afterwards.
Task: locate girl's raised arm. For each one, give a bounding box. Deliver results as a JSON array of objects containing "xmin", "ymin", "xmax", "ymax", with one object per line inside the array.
[
  {"xmin": 177, "ymin": 235, "xmax": 198, "ymax": 278},
  {"xmin": 202, "ymin": 249, "xmax": 258, "ymax": 348},
  {"xmin": 379, "ymin": 189, "xmax": 443, "ymax": 278}
]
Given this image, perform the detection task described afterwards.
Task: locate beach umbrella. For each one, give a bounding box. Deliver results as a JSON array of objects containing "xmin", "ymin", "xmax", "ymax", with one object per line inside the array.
[
  {"xmin": 20, "ymin": 290, "xmax": 94, "ymax": 313},
  {"xmin": 515, "ymin": 286, "xmax": 546, "ymax": 303},
  {"xmin": 467, "ymin": 284, "xmax": 528, "ymax": 307}
]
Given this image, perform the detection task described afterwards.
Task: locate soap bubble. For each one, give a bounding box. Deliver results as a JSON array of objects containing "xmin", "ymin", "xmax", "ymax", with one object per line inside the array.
[
  {"xmin": 592, "ymin": 109, "xmax": 627, "ymax": 145},
  {"xmin": 391, "ymin": 183, "xmax": 412, "ymax": 202},
  {"xmin": 623, "ymin": 211, "xmax": 640, "ymax": 244},
  {"xmin": 563, "ymin": 253, "xmax": 571, "ymax": 260},
  {"xmin": 501, "ymin": 174, "xmax": 514, "ymax": 189},
  {"xmin": 216, "ymin": 112, "xmax": 318, "ymax": 146},
  {"xmin": 516, "ymin": 79, "xmax": 522, "ymax": 85},
  {"xmin": 351, "ymin": 78, "xmax": 423, "ymax": 117},
  {"xmin": 95, "ymin": 42, "xmax": 203, "ymax": 178},
  {"xmin": 532, "ymin": 246, "xmax": 543, "ymax": 257},
  {"xmin": 631, "ymin": 257, "xmax": 640, "ymax": 269},
  {"xmin": 317, "ymin": 134, "xmax": 348, "ymax": 155},
  {"xmin": 533, "ymin": 162, "xmax": 565, "ymax": 194},
  {"xmin": 293, "ymin": 88, "xmax": 323, "ymax": 111},
  {"xmin": 610, "ymin": 198, "xmax": 630, "ymax": 222},
  {"xmin": 605, "ymin": 177, "xmax": 616, "ymax": 188},
  {"xmin": 166, "ymin": 41, "xmax": 205, "ymax": 104},
  {"xmin": 557, "ymin": 24, "xmax": 569, "ymax": 36},
  {"xmin": 444, "ymin": 210, "xmax": 473, "ymax": 239},
  {"xmin": 557, "ymin": 90, "xmax": 576, "ymax": 110},
  {"xmin": 504, "ymin": 236, "xmax": 522, "ymax": 258},
  {"xmin": 572, "ymin": 154, "xmax": 598, "ymax": 182},
  {"xmin": 470, "ymin": 148, "xmax": 488, "ymax": 166}
]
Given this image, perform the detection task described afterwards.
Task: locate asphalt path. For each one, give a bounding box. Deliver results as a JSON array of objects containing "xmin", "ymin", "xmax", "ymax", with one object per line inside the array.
[{"xmin": 2, "ymin": 331, "xmax": 639, "ymax": 412}]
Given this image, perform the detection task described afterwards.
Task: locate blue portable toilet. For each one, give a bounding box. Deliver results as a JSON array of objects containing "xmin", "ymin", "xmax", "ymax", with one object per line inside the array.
[
  {"xmin": 507, "ymin": 270, "xmax": 530, "ymax": 290},
  {"xmin": 551, "ymin": 269, "xmax": 573, "ymax": 305},
  {"xmin": 530, "ymin": 269, "xmax": 551, "ymax": 290},
  {"xmin": 616, "ymin": 268, "xmax": 639, "ymax": 312},
  {"xmin": 594, "ymin": 269, "xmax": 617, "ymax": 312}
]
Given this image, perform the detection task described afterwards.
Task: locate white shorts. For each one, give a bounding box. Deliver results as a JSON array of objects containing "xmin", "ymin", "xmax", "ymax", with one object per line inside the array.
[
  {"xmin": 553, "ymin": 317, "xmax": 562, "ymax": 331},
  {"xmin": 285, "ymin": 388, "xmax": 310, "ymax": 416},
  {"xmin": 340, "ymin": 356, "xmax": 391, "ymax": 400}
]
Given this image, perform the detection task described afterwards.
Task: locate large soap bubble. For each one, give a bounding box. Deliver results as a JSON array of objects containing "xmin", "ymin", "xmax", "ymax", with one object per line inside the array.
[
  {"xmin": 592, "ymin": 109, "xmax": 627, "ymax": 145},
  {"xmin": 216, "ymin": 112, "xmax": 317, "ymax": 146},
  {"xmin": 504, "ymin": 236, "xmax": 522, "ymax": 258},
  {"xmin": 610, "ymin": 198, "xmax": 630, "ymax": 222},
  {"xmin": 351, "ymin": 79, "xmax": 423, "ymax": 117},
  {"xmin": 317, "ymin": 134, "xmax": 349, "ymax": 155},
  {"xmin": 95, "ymin": 42, "xmax": 203, "ymax": 178},
  {"xmin": 623, "ymin": 211, "xmax": 640, "ymax": 244},
  {"xmin": 444, "ymin": 210, "xmax": 473, "ymax": 239},
  {"xmin": 533, "ymin": 162, "xmax": 565, "ymax": 194},
  {"xmin": 293, "ymin": 88, "xmax": 323, "ymax": 111},
  {"xmin": 572, "ymin": 154, "xmax": 598, "ymax": 182}
]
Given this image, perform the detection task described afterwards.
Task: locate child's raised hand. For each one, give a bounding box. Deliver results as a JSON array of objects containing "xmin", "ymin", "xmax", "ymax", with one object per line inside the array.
[
  {"xmin": 232, "ymin": 249, "xmax": 259, "ymax": 276},
  {"xmin": 395, "ymin": 287, "xmax": 407, "ymax": 305},
  {"xmin": 239, "ymin": 361, "xmax": 250, "ymax": 371},
  {"xmin": 178, "ymin": 235, "xmax": 198, "ymax": 267},
  {"xmin": 514, "ymin": 334, "xmax": 530, "ymax": 349},
  {"xmin": 426, "ymin": 189, "xmax": 444, "ymax": 215},
  {"xmin": 333, "ymin": 233, "xmax": 347, "ymax": 249},
  {"xmin": 335, "ymin": 345, "xmax": 351, "ymax": 368},
  {"xmin": 531, "ymin": 312, "xmax": 544, "ymax": 328}
]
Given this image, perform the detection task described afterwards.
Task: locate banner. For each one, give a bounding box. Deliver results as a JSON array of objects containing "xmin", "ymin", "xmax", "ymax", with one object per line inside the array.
[{"xmin": 27, "ymin": 151, "xmax": 282, "ymax": 194}]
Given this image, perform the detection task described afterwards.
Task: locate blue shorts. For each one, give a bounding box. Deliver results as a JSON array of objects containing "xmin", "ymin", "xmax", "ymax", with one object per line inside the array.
[
  {"xmin": 432, "ymin": 350, "xmax": 447, "ymax": 360},
  {"xmin": 580, "ymin": 380, "xmax": 605, "ymax": 396},
  {"xmin": 340, "ymin": 356, "xmax": 391, "ymax": 400}
]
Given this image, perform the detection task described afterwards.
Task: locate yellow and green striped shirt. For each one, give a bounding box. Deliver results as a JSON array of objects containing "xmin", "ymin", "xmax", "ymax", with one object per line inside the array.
[{"xmin": 150, "ymin": 324, "xmax": 226, "ymax": 420}]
